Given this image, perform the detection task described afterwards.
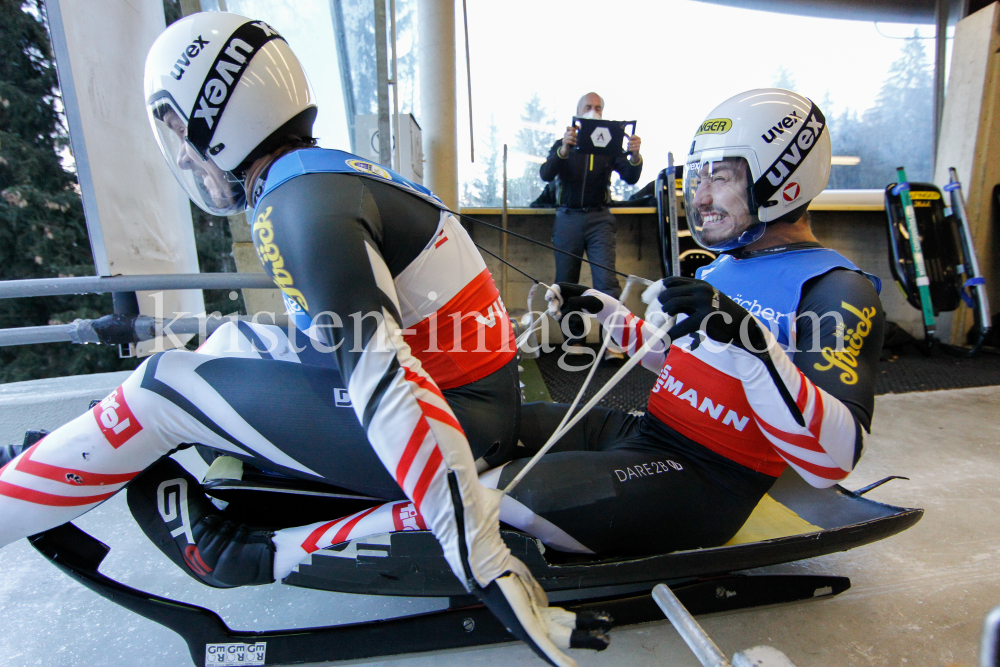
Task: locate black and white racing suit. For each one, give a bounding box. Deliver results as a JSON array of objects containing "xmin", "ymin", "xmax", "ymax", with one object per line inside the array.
[{"xmin": 0, "ymin": 152, "xmax": 523, "ymax": 595}]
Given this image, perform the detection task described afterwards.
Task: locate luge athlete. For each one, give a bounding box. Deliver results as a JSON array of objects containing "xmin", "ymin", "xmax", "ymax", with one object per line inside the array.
[
  {"xmin": 201, "ymin": 90, "xmax": 886, "ymax": 563},
  {"xmin": 513, "ymin": 88, "xmax": 886, "ymax": 554},
  {"xmin": 0, "ymin": 13, "xmax": 608, "ymax": 667}
]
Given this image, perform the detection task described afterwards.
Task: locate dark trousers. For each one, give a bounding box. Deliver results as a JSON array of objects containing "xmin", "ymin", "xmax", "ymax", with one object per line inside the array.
[
  {"xmin": 497, "ymin": 403, "xmax": 775, "ymax": 556},
  {"xmin": 552, "ymin": 207, "xmax": 621, "ymax": 342}
]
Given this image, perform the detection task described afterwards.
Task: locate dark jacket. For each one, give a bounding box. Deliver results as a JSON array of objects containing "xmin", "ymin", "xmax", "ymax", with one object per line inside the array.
[{"xmin": 539, "ymin": 140, "xmax": 643, "ymax": 209}]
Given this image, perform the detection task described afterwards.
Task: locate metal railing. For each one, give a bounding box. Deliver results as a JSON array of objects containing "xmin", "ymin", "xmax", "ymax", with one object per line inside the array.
[
  {"xmin": 0, "ymin": 273, "xmax": 280, "ymax": 348},
  {"xmin": 0, "ymin": 273, "xmax": 274, "ymax": 299}
]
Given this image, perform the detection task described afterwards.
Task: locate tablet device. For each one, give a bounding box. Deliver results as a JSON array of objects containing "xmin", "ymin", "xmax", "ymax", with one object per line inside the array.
[{"xmin": 572, "ymin": 118, "xmax": 637, "ymax": 156}]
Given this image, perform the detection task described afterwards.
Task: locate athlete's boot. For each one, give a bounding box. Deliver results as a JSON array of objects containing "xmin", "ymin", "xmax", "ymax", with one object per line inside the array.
[
  {"xmin": 0, "ymin": 430, "xmax": 48, "ymax": 467},
  {"xmin": 127, "ymin": 456, "xmax": 275, "ymax": 588}
]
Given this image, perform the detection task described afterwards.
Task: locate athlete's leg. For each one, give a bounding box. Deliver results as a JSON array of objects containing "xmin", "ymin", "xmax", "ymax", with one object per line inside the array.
[
  {"xmin": 553, "ymin": 209, "xmax": 589, "ymax": 348},
  {"xmin": 449, "ymin": 356, "xmax": 521, "ymax": 467},
  {"xmin": 552, "ymin": 209, "xmax": 585, "ymax": 286},
  {"xmin": 0, "ymin": 342, "xmax": 402, "ymax": 548},
  {"xmin": 268, "ymin": 357, "xmax": 521, "ymax": 577},
  {"xmin": 516, "ymin": 402, "xmax": 641, "ymax": 458},
  {"xmin": 488, "ymin": 404, "xmax": 774, "ymax": 556},
  {"xmin": 120, "ymin": 354, "xmax": 524, "ymax": 591},
  {"xmin": 485, "ymin": 448, "xmax": 771, "ymax": 556},
  {"xmin": 200, "ymin": 322, "xmax": 520, "ymax": 472}
]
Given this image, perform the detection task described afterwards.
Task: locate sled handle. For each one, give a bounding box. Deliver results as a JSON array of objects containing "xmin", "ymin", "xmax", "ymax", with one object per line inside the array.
[{"xmin": 653, "ymin": 583, "xmax": 732, "ymax": 667}]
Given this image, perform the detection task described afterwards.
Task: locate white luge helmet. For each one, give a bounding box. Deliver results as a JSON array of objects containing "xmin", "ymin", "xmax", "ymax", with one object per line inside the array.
[
  {"xmin": 684, "ymin": 88, "xmax": 831, "ymax": 251},
  {"xmin": 144, "ymin": 12, "xmax": 317, "ymax": 215}
]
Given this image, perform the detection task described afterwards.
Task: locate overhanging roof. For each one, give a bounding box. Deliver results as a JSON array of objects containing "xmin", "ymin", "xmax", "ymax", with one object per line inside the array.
[{"xmin": 691, "ymin": 0, "xmax": 970, "ymax": 24}]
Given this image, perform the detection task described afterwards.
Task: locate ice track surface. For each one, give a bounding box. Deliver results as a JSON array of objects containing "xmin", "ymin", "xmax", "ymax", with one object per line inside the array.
[{"xmin": 1, "ymin": 387, "xmax": 1000, "ymax": 666}]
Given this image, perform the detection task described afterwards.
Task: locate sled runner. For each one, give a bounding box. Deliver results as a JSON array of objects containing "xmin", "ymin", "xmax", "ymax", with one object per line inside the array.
[{"xmin": 29, "ymin": 456, "xmax": 921, "ymax": 667}]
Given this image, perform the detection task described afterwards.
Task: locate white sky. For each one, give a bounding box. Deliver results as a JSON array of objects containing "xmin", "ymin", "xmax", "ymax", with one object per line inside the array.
[
  {"xmin": 226, "ymin": 0, "xmax": 351, "ymax": 149},
  {"xmin": 208, "ymin": 0, "xmax": 945, "ymax": 194},
  {"xmin": 455, "ymin": 0, "xmax": 944, "ymax": 187}
]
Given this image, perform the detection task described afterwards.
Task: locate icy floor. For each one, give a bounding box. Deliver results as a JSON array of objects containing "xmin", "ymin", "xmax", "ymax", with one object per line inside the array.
[{"xmin": 2, "ymin": 387, "xmax": 1000, "ymax": 667}]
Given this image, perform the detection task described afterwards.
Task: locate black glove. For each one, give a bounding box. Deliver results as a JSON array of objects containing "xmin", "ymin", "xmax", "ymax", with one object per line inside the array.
[
  {"xmin": 657, "ymin": 277, "xmax": 768, "ymax": 353},
  {"xmin": 659, "ymin": 277, "xmax": 805, "ymax": 427},
  {"xmin": 544, "ymin": 283, "xmax": 603, "ymax": 321}
]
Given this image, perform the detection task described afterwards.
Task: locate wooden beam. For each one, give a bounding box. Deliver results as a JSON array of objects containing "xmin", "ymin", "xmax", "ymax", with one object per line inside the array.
[{"xmin": 935, "ymin": 1, "xmax": 1000, "ymax": 343}]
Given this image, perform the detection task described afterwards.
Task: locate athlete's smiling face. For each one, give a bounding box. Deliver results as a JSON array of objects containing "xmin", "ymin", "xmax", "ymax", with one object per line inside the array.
[{"xmin": 692, "ymin": 158, "xmax": 754, "ymax": 247}]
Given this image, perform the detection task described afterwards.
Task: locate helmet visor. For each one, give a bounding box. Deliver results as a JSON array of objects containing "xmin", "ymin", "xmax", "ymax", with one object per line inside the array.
[
  {"xmin": 683, "ymin": 155, "xmax": 764, "ymax": 252},
  {"xmin": 147, "ymin": 96, "xmax": 247, "ymax": 216}
]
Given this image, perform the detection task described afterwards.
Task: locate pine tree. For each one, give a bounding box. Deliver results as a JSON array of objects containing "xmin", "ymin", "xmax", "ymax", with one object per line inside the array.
[
  {"xmin": 343, "ymin": 0, "xmax": 379, "ymax": 116},
  {"xmin": 462, "ymin": 114, "xmax": 501, "ymax": 207},
  {"xmin": 0, "ymin": 0, "xmax": 137, "ymax": 382},
  {"xmin": 481, "ymin": 115, "xmax": 501, "ymax": 206},
  {"xmin": 864, "ymin": 32, "xmax": 934, "ymax": 183},
  {"xmin": 772, "ymin": 66, "xmax": 797, "ymax": 90},
  {"xmin": 508, "ymin": 93, "xmax": 555, "ymax": 206},
  {"xmin": 827, "ymin": 32, "xmax": 934, "ymax": 189},
  {"xmin": 394, "ymin": 0, "xmax": 418, "ymax": 116}
]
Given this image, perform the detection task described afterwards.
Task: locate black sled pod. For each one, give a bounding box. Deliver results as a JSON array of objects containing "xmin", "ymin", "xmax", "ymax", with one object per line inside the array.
[{"xmin": 884, "ymin": 182, "xmax": 965, "ymax": 319}]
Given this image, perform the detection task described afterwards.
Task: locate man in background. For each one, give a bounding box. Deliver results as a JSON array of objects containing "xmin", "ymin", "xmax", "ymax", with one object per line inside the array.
[{"xmin": 540, "ymin": 93, "xmax": 642, "ymax": 359}]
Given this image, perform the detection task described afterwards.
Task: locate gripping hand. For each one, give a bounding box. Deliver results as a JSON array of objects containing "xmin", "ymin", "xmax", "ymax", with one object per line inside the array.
[
  {"xmin": 480, "ymin": 558, "xmax": 613, "ymax": 667},
  {"xmin": 657, "ymin": 277, "xmax": 769, "ymax": 353},
  {"xmin": 545, "ymin": 283, "xmax": 603, "ymax": 321},
  {"xmin": 640, "ymin": 280, "xmax": 675, "ymax": 331}
]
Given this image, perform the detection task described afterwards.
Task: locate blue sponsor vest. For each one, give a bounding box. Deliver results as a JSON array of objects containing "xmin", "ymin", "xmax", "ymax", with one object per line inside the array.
[
  {"xmin": 253, "ymin": 148, "xmax": 447, "ymax": 335},
  {"xmin": 695, "ymin": 248, "xmax": 881, "ymax": 353},
  {"xmin": 257, "ymin": 147, "xmax": 446, "ymax": 210}
]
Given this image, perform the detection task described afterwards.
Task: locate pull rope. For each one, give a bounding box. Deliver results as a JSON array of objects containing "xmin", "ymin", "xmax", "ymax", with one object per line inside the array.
[
  {"xmin": 463, "ymin": 209, "xmax": 664, "ymax": 492},
  {"xmin": 453, "ymin": 208, "xmax": 641, "ymax": 280},
  {"xmin": 505, "ymin": 316, "xmax": 672, "ymax": 493},
  {"xmin": 473, "ymin": 242, "xmax": 540, "ymax": 283},
  {"xmin": 504, "ymin": 275, "xmax": 658, "ymax": 493},
  {"xmin": 517, "ymin": 281, "xmax": 548, "ymax": 348}
]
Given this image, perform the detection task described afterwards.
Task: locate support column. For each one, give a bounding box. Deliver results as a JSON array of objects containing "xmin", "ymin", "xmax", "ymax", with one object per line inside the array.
[
  {"xmin": 418, "ymin": 0, "xmax": 458, "ymax": 210},
  {"xmin": 932, "ymin": 0, "xmax": 949, "ymax": 164}
]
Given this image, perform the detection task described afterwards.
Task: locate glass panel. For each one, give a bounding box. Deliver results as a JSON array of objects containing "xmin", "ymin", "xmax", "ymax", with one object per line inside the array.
[
  {"xmin": 458, "ymin": 0, "xmax": 943, "ymax": 206},
  {"xmin": 332, "ymin": 0, "xmax": 418, "ymax": 152},
  {"xmin": 226, "ymin": 0, "xmax": 350, "ymax": 150}
]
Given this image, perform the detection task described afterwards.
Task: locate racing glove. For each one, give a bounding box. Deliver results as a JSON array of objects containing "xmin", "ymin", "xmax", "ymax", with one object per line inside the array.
[
  {"xmin": 545, "ymin": 282, "xmax": 669, "ymax": 370},
  {"xmin": 544, "ymin": 283, "xmax": 603, "ymax": 321},
  {"xmin": 656, "ymin": 276, "xmax": 769, "ymax": 353},
  {"xmin": 480, "ymin": 557, "xmax": 613, "ymax": 666},
  {"xmin": 640, "ymin": 280, "xmax": 675, "ymax": 331}
]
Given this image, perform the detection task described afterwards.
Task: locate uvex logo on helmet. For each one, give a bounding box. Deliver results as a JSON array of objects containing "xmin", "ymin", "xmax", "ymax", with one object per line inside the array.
[
  {"xmin": 186, "ymin": 21, "xmax": 283, "ymax": 155},
  {"xmin": 760, "ymin": 110, "xmax": 802, "ymax": 144},
  {"xmin": 752, "ymin": 104, "xmax": 826, "ymax": 205},
  {"xmin": 170, "ymin": 35, "xmax": 210, "ymax": 81}
]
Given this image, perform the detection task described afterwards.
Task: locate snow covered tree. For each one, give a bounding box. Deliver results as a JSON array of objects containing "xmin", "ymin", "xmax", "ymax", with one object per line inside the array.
[
  {"xmin": 772, "ymin": 66, "xmax": 797, "ymax": 90},
  {"xmin": 508, "ymin": 93, "xmax": 555, "ymax": 206},
  {"xmin": 0, "ymin": 0, "xmax": 138, "ymax": 382},
  {"xmin": 828, "ymin": 32, "xmax": 934, "ymax": 189},
  {"xmin": 462, "ymin": 114, "xmax": 502, "ymax": 207}
]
